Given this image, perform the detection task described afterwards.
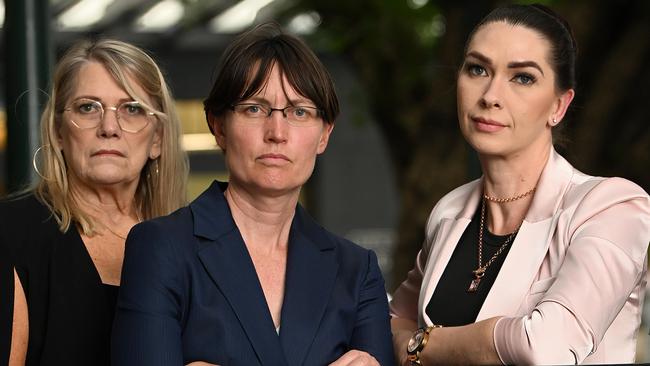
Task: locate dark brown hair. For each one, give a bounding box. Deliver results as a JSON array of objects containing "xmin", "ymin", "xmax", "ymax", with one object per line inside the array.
[{"xmin": 203, "ymin": 22, "xmax": 339, "ymax": 131}]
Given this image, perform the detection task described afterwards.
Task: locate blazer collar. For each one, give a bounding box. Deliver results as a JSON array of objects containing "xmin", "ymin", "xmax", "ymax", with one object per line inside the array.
[
  {"xmin": 190, "ymin": 181, "xmax": 236, "ymax": 241},
  {"xmin": 192, "ymin": 181, "xmax": 337, "ymax": 366}
]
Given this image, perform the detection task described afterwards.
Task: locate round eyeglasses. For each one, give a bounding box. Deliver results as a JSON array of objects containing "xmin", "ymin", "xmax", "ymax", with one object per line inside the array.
[
  {"xmin": 63, "ymin": 98, "xmax": 156, "ymax": 133},
  {"xmin": 230, "ymin": 103, "xmax": 323, "ymax": 127}
]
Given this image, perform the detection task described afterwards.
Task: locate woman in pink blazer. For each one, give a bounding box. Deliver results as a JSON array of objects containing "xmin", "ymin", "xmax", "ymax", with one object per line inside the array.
[{"xmin": 390, "ymin": 4, "xmax": 650, "ymax": 365}]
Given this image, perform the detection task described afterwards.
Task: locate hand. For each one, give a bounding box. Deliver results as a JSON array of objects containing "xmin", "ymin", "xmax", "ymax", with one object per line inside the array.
[{"xmin": 329, "ymin": 350, "xmax": 379, "ymax": 366}]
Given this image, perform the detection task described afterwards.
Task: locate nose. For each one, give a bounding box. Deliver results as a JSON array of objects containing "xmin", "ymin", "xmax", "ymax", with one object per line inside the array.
[
  {"xmin": 480, "ymin": 78, "xmax": 503, "ymax": 109},
  {"xmin": 97, "ymin": 107, "xmax": 122, "ymax": 137},
  {"xmin": 263, "ymin": 109, "xmax": 288, "ymax": 144}
]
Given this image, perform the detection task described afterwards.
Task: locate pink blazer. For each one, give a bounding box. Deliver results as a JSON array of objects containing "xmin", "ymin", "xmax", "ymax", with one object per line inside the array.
[{"xmin": 390, "ymin": 149, "xmax": 650, "ymax": 364}]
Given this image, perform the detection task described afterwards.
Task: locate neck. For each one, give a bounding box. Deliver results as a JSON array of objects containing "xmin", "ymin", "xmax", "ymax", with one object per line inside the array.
[
  {"xmin": 69, "ymin": 177, "xmax": 140, "ymax": 224},
  {"xmin": 224, "ymin": 181, "xmax": 298, "ymax": 253},
  {"xmin": 478, "ymin": 143, "xmax": 551, "ymax": 235}
]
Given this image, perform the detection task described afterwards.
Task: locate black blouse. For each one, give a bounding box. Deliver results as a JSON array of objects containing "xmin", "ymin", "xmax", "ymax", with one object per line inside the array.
[
  {"xmin": 0, "ymin": 194, "xmax": 117, "ymax": 365},
  {"xmin": 426, "ymin": 204, "xmax": 517, "ymax": 326}
]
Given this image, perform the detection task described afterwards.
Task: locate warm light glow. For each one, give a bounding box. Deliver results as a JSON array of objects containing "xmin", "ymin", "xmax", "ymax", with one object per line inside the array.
[
  {"xmin": 287, "ymin": 11, "xmax": 321, "ymax": 35},
  {"xmin": 182, "ymin": 133, "xmax": 220, "ymax": 152},
  {"xmin": 135, "ymin": 0, "xmax": 185, "ymax": 32},
  {"xmin": 0, "ymin": 2, "xmax": 5, "ymax": 28},
  {"xmin": 58, "ymin": 0, "xmax": 114, "ymax": 29},
  {"xmin": 210, "ymin": 0, "xmax": 276, "ymax": 33}
]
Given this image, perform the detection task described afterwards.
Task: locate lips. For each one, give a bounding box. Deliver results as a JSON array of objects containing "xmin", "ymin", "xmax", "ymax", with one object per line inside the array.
[
  {"xmin": 258, "ymin": 153, "xmax": 290, "ymax": 161},
  {"xmin": 91, "ymin": 149, "xmax": 124, "ymax": 157},
  {"xmin": 471, "ymin": 116, "xmax": 506, "ymax": 132}
]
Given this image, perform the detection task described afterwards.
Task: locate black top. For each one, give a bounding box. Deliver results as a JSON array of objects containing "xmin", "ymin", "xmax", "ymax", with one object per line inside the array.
[
  {"xmin": 426, "ymin": 204, "xmax": 517, "ymax": 326},
  {"xmin": 0, "ymin": 193, "xmax": 117, "ymax": 366}
]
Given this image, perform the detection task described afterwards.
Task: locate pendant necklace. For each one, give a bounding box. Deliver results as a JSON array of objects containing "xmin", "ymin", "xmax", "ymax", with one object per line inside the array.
[{"xmin": 467, "ymin": 186, "xmax": 534, "ymax": 293}]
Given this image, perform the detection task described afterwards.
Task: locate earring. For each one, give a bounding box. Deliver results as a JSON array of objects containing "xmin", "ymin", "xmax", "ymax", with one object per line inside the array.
[{"xmin": 32, "ymin": 145, "xmax": 53, "ymax": 181}]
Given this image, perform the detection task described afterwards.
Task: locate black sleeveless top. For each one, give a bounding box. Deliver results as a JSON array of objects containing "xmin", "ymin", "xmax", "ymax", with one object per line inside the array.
[
  {"xmin": 426, "ymin": 204, "xmax": 517, "ymax": 326},
  {"xmin": 0, "ymin": 194, "xmax": 118, "ymax": 365}
]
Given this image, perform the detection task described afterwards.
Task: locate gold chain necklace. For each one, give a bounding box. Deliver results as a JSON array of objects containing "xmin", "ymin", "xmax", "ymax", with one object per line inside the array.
[
  {"xmin": 103, "ymin": 225, "xmax": 128, "ymax": 240},
  {"xmin": 101, "ymin": 213, "xmax": 142, "ymax": 240},
  {"xmin": 467, "ymin": 199, "xmax": 520, "ymax": 293},
  {"xmin": 483, "ymin": 187, "xmax": 536, "ymax": 203}
]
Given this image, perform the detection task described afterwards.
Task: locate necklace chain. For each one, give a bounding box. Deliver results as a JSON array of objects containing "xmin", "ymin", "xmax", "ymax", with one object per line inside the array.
[
  {"xmin": 467, "ymin": 199, "xmax": 520, "ymax": 292},
  {"xmin": 100, "ymin": 213, "xmax": 142, "ymax": 240},
  {"xmin": 483, "ymin": 187, "xmax": 536, "ymax": 203}
]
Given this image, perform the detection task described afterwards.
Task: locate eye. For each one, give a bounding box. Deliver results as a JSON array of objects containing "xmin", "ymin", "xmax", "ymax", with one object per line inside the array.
[
  {"xmin": 122, "ymin": 102, "xmax": 146, "ymax": 116},
  {"xmin": 239, "ymin": 104, "xmax": 269, "ymax": 116},
  {"xmin": 246, "ymin": 105, "xmax": 261, "ymax": 113},
  {"xmin": 512, "ymin": 73, "xmax": 536, "ymax": 85},
  {"xmin": 290, "ymin": 106, "xmax": 317, "ymax": 120},
  {"xmin": 292, "ymin": 107, "xmax": 307, "ymax": 118},
  {"xmin": 466, "ymin": 63, "xmax": 487, "ymax": 77},
  {"xmin": 75, "ymin": 101, "xmax": 101, "ymax": 114}
]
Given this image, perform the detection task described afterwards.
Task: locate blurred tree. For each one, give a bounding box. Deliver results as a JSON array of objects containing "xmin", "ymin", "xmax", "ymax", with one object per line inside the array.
[{"xmin": 279, "ymin": 0, "xmax": 650, "ymax": 289}]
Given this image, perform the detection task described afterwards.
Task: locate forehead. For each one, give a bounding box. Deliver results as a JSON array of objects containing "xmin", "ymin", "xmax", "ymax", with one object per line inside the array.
[
  {"xmin": 247, "ymin": 61, "xmax": 308, "ymax": 101},
  {"xmin": 72, "ymin": 61, "xmax": 148, "ymax": 101},
  {"xmin": 468, "ymin": 22, "xmax": 552, "ymax": 67}
]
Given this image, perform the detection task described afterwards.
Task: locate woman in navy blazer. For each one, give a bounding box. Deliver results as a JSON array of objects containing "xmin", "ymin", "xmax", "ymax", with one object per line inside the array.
[{"xmin": 111, "ymin": 23, "xmax": 394, "ymax": 366}]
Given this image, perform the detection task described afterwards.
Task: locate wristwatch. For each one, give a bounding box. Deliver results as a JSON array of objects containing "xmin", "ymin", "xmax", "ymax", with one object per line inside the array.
[{"xmin": 406, "ymin": 325, "xmax": 441, "ymax": 365}]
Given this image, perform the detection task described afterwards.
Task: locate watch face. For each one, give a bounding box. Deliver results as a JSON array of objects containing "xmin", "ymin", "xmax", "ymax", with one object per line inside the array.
[{"xmin": 407, "ymin": 331, "xmax": 425, "ymax": 353}]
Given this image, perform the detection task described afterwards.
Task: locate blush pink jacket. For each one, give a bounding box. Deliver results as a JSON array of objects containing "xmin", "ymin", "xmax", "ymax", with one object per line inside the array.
[{"xmin": 390, "ymin": 149, "xmax": 650, "ymax": 364}]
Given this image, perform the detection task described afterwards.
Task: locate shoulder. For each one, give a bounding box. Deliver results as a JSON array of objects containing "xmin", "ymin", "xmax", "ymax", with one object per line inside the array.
[
  {"xmin": 560, "ymin": 175, "xmax": 650, "ymax": 262},
  {"xmin": 128, "ymin": 205, "xmax": 195, "ymax": 254},
  {"xmin": 563, "ymin": 174, "xmax": 650, "ymax": 216},
  {"xmin": 423, "ymin": 179, "xmax": 480, "ymax": 233},
  {"xmin": 294, "ymin": 207, "xmax": 378, "ymax": 272},
  {"xmin": 0, "ymin": 192, "xmax": 53, "ymax": 222},
  {"xmin": 0, "ymin": 192, "xmax": 62, "ymax": 258}
]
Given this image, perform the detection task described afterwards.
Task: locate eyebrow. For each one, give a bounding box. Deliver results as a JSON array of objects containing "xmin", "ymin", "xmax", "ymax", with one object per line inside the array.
[
  {"xmin": 465, "ymin": 51, "xmax": 545, "ymax": 76},
  {"xmin": 243, "ymin": 96, "xmax": 316, "ymax": 106},
  {"xmin": 73, "ymin": 96, "xmax": 138, "ymax": 104}
]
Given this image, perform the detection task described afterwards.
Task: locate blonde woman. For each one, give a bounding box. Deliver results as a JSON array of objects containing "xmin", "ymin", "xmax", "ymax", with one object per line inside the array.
[{"xmin": 0, "ymin": 39, "xmax": 188, "ymax": 365}]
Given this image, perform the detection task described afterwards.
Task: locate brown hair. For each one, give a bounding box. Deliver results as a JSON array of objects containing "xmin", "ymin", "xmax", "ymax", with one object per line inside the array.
[{"xmin": 203, "ymin": 22, "xmax": 339, "ymax": 130}]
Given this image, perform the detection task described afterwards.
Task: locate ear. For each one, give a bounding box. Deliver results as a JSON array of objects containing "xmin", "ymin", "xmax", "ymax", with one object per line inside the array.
[
  {"xmin": 549, "ymin": 88, "xmax": 575, "ymax": 127},
  {"xmin": 208, "ymin": 112, "xmax": 227, "ymax": 152},
  {"xmin": 316, "ymin": 122, "xmax": 335, "ymax": 154},
  {"xmin": 148, "ymin": 122, "xmax": 163, "ymax": 159}
]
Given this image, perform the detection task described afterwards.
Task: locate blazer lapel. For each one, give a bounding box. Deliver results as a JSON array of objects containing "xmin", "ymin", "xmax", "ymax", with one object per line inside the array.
[
  {"xmin": 192, "ymin": 182, "xmax": 288, "ymax": 366},
  {"xmin": 419, "ymin": 217, "xmax": 470, "ymax": 325},
  {"xmin": 476, "ymin": 149, "xmax": 575, "ymax": 320},
  {"xmin": 279, "ymin": 206, "xmax": 338, "ymax": 366},
  {"xmin": 420, "ymin": 182, "xmax": 482, "ymax": 325}
]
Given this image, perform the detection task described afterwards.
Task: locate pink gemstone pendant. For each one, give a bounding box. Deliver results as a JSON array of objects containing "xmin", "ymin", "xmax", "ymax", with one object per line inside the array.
[{"xmin": 467, "ymin": 277, "xmax": 482, "ymax": 292}]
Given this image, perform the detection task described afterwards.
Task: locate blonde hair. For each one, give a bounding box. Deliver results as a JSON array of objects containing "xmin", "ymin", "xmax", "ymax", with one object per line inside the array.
[{"xmin": 35, "ymin": 39, "xmax": 188, "ymax": 235}]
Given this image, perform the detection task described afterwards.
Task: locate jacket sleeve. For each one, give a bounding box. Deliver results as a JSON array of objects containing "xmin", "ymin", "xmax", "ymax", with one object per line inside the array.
[
  {"xmin": 349, "ymin": 250, "xmax": 396, "ymax": 365},
  {"xmin": 494, "ymin": 177, "xmax": 650, "ymax": 365},
  {"xmin": 111, "ymin": 221, "xmax": 186, "ymax": 366}
]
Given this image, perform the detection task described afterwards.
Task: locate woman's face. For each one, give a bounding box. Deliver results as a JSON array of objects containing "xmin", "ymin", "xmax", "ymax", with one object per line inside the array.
[
  {"xmin": 211, "ymin": 64, "xmax": 333, "ymax": 196},
  {"xmin": 58, "ymin": 61, "xmax": 162, "ymax": 189},
  {"xmin": 457, "ymin": 22, "xmax": 574, "ymax": 158}
]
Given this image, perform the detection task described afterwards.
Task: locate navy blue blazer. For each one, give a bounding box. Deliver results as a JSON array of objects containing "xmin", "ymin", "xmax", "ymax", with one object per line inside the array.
[{"xmin": 111, "ymin": 182, "xmax": 394, "ymax": 366}]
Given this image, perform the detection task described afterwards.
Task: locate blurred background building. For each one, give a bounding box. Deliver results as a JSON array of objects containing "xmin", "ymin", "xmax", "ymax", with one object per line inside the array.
[{"xmin": 1, "ymin": 0, "xmax": 649, "ymax": 359}]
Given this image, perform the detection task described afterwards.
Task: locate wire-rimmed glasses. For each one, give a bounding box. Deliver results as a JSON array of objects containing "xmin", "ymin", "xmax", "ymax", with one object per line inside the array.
[
  {"xmin": 230, "ymin": 103, "xmax": 323, "ymax": 127},
  {"xmin": 63, "ymin": 98, "xmax": 156, "ymax": 133}
]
